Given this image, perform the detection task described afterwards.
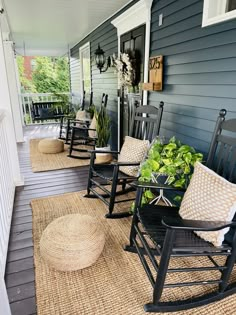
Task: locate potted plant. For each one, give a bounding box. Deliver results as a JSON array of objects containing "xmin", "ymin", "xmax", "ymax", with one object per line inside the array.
[
  {"xmin": 139, "ymin": 136, "xmax": 204, "ymax": 205},
  {"xmin": 95, "ymin": 105, "xmax": 111, "ymax": 163}
]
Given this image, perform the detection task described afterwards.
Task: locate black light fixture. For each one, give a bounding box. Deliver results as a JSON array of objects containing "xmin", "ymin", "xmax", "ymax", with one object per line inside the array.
[{"xmin": 94, "ymin": 44, "xmax": 111, "ymax": 73}]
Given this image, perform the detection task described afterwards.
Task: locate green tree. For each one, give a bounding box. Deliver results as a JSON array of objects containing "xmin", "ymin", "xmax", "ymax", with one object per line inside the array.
[
  {"xmin": 16, "ymin": 56, "xmax": 70, "ymax": 93},
  {"xmin": 32, "ymin": 57, "xmax": 70, "ymax": 93}
]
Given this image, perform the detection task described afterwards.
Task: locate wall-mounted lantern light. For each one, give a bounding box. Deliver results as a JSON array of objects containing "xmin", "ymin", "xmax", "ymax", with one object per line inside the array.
[{"xmin": 94, "ymin": 44, "xmax": 111, "ymax": 73}]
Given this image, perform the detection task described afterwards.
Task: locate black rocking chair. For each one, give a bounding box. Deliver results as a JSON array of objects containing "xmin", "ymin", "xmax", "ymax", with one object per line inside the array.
[
  {"xmin": 124, "ymin": 108, "xmax": 236, "ymax": 312},
  {"xmin": 85, "ymin": 102, "xmax": 164, "ymax": 219},
  {"xmin": 59, "ymin": 91, "xmax": 94, "ymax": 143},
  {"xmin": 68, "ymin": 94, "xmax": 108, "ymax": 158}
]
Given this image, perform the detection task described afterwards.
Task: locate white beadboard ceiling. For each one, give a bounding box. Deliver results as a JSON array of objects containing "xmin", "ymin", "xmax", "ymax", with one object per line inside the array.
[{"xmin": 2, "ymin": 0, "xmax": 131, "ymax": 56}]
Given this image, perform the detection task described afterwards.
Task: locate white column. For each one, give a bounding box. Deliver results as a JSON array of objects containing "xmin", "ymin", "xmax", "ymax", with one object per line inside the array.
[
  {"xmin": 0, "ymin": 277, "xmax": 11, "ymax": 315},
  {"xmin": 0, "ymin": 18, "xmax": 23, "ymax": 186},
  {"xmin": 3, "ymin": 41, "xmax": 24, "ymax": 143}
]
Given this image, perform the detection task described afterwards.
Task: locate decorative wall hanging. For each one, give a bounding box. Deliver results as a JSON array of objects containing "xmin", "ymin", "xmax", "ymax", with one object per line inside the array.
[{"xmin": 142, "ymin": 55, "xmax": 163, "ymax": 91}]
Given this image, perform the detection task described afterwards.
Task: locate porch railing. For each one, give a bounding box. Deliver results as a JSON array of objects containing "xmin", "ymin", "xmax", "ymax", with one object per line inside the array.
[
  {"xmin": 20, "ymin": 93, "xmax": 71, "ymax": 125},
  {"xmin": 0, "ymin": 110, "xmax": 15, "ymax": 275}
]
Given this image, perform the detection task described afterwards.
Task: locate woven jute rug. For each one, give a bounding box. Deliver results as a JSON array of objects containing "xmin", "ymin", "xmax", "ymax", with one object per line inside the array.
[
  {"xmin": 31, "ymin": 191, "xmax": 236, "ymax": 315},
  {"xmin": 30, "ymin": 139, "xmax": 90, "ymax": 172}
]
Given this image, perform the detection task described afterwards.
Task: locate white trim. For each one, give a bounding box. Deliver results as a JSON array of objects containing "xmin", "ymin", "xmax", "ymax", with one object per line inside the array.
[
  {"xmin": 0, "ymin": 277, "xmax": 11, "ymax": 315},
  {"xmin": 202, "ymin": 0, "xmax": 236, "ymax": 27},
  {"xmin": 111, "ymin": 0, "xmax": 153, "ymax": 150},
  {"xmin": 3, "ymin": 41, "xmax": 24, "ymax": 143},
  {"xmin": 79, "ymin": 42, "xmax": 91, "ymax": 98},
  {"xmin": 15, "ymin": 176, "xmax": 25, "ymax": 187},
  {"xmin": 111, "ymin": 0, "xmax": 152, "ymax": 37}
]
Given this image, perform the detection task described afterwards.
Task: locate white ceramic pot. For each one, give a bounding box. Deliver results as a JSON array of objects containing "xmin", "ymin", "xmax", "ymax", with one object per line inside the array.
[{"xmin": 95, "ymin": 145, "xmax": 112, "ymax": 164}]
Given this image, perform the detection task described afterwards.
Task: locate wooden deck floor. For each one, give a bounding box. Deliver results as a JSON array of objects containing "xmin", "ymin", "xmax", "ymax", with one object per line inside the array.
[{"xmin": 5, "ymin": 124, "xmax": 89, "ymax": 315}]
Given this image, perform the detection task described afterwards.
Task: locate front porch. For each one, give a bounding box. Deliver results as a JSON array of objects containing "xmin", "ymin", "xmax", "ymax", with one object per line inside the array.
[
  {"xmin": 6, "ymin": 124, "xmax": 88, "ymax": 315},
  {"xmin": 0, "ymin": 0, "xmax": 236, "ymax": 313}
]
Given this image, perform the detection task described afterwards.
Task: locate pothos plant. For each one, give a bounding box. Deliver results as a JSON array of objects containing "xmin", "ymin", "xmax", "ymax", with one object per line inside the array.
[{"xmin": 138, "ymin": 136, "xmax": 203, "ymax": 205}]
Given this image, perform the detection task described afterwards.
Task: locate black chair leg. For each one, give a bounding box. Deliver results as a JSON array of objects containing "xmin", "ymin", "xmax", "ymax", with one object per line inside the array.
[
  {"xmin": 105, "ymin": 165, "xmax": 119, "ymax": 218},
  {"xmin": 65, "ymin": 119, "xmax": 70, "ymax": 144},
  {"xmin": 84, "ymin": 152, "xmax": 96, "ymax": 197},
  {"xmin": 219, "ymin": 232, "xmax": 236, "ymax": 292},
  {"xmin": 59, "ymin": 117, "xmax": 63, "ymax": 139},
  {"xmin": 122, "ymin": 180, "xmax": 127, "ymax": 192},
  {"xmin": 144, "ymin": 229, "xmax": 175, "ymax": 311},
  {"xmin": 68, "ymin": 128, "xmax": 75, "ymax": 157},
  {"xmin": 124, "ymin": 187, "xmax": 143, "ymax": 252}
]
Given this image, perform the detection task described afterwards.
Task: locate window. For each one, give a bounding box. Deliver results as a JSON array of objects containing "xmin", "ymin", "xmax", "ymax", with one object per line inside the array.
[
  {"xmin": 202, "ymin": 0, "xmax": 236, "ymax": 27},
  {"xmin": 79, "ymin": 42, "xmax": 91, "ymax": 95}
]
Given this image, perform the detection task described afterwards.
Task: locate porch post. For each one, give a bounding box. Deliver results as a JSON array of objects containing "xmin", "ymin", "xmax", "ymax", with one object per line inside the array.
[
  {"xmin": 0, "ymin": 277, "xmax": 11, "ymax": 315},
  {"xmin": 0, "ymin": 14, "xmax": 23, "ymax": 186},
  {"xmin": 3, "ymin": 41, "xmax": 24, "ymax": 143}
]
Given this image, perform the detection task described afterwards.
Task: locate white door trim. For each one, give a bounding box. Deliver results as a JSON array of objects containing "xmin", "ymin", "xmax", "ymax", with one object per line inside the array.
[
  {"xmin": 111, "ymin": 0, "xmax": 153, "ymax": 149},
  {"xmin": 79, "ymin": 42, "xmax": 91, "ymax": 100}
]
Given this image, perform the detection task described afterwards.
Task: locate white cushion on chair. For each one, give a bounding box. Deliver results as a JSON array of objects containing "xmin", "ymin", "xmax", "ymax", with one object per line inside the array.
[
  {"xmin": 118, "ymin": 136, "xmax": 150, "ymax": 177},
  {"xmin": 88, "ymin": 116, "xmax": 96, "ymax": 138},
  {"xmin": 76, "ymin": 110, "xmax": 87, "ymax": 127},
  {"xmin": 76, "ymin": 110, "xmax": 86, "ymax": 120},
  {"xmin": 179, "ymin": 162, "xmax": 236, "ymax": 247}
]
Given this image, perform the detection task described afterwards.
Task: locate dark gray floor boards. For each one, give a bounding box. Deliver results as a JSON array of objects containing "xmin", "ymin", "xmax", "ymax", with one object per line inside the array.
[{"xmin": 5, "ymin": 125, "xmax": 89, "ymax": 315}]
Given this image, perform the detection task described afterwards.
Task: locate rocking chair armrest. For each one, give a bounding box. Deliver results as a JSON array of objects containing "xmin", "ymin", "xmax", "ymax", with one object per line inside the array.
[
  {"xmin": 111, "ymin": 161, "xmax": 140, "ymax": 167},
  {"xmin": 68, "ymin": 118, "xmax": 89, "ymax": 123},
  {"xmin": 89, "ymin": 150, "xmax": 120, "ymax": 154},
  {"xmin": 131, "ymin": 181, "xmax": 186, "ymax": 191},
  {"xmin": 162, "ymin": 216, "xmax": 236, "ymax": 231},
  {"xmin": 71, "ymin": 126, "xmax": 95, "ymax": 131}
]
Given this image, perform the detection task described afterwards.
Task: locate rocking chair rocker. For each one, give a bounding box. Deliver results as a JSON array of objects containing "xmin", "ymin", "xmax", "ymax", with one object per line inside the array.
[
  {"xmin": 124, "ymin": 109, "xmax": 236, "ymax": 312},
  {"xmin": 85, "ymin": 102, "xmax": 164, "ymax": 218}
]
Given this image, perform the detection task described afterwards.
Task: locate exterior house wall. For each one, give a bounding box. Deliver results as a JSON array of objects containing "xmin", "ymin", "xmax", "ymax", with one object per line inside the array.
[
  {"xmin": 70, "ymin": 1, "xmax": 139, "ymax": 150},
  {"xmin": 70, "ymin": 0, "xmax": 236, "ymax": 154},
  {"xmin": 150, "ymin": 0, "xmax": 236, "ymax": 154},
  {"xmin": 70, "ymin": 23, "xmax": 119, "ymax": 149}
]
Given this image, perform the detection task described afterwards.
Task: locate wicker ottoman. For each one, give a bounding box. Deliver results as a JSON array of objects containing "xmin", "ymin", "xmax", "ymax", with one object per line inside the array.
[
  {"xmin": 40, "ymin": 214, "xmax": 105, "ymax": 271},
  {"xmin": 38, "ymin": 138, "xmax": 64, "ymax": 154}
]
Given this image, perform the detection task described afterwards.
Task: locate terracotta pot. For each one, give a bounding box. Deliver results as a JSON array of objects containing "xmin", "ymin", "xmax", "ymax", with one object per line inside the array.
[{"xmin": 95, "ymin": 146, "xmax": 112, "ymax": 164}]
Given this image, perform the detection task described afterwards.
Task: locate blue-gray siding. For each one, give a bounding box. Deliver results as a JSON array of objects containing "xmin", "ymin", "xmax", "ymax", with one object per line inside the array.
[
  {"xmin": 70, "ymin": 1, "xmax": 139, "ymax": 149},
  {"xmin": 70, "ymin": 0, "xmax": 236, "ymax": 154},
  {"xmin": 150, "ymin": 0, "xmax": 236, "ymax": 154}
]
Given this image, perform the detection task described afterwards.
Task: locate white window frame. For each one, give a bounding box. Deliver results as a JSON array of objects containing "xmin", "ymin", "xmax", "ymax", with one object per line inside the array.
[
  {"xmin": 79, "ymin": 42, "xmax": 91, "ymax": 98},
  {"xmin": 202, "ymin": 0, "xmax": 236, "ymax": 27}
]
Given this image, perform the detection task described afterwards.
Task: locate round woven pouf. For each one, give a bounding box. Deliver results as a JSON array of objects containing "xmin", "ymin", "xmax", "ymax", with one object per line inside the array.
[
  {"xmin": 40, "ymin": 214, "xmax": 105, "ymax": 271},
  {"xmin": 38, "ymin": 138, "xmax": 64, "ymax": 154}
]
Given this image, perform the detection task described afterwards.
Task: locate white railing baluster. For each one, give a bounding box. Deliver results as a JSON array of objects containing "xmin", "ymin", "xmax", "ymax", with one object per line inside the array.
[{"xmin": 0, "ymin": 110, "xmax": 15, "ymax": 275}]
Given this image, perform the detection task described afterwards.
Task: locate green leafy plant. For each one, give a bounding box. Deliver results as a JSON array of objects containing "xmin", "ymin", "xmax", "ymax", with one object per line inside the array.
[
  {"xmin": 95, "ymin": 105, "xmax": 111, "ymax": 148},
  {"xmin": 139, "ymin": 136, "xmax": 203, "ymax": 205}
]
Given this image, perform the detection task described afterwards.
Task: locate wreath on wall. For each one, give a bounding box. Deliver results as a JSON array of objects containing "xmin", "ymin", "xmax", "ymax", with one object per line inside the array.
[
  {"xmin": 113, "ymin": 51, "xmax": 141, "ymax": 92},
  {"xmin": 113, "ymin": 53, "xmax": 134, "ymax": 87}
]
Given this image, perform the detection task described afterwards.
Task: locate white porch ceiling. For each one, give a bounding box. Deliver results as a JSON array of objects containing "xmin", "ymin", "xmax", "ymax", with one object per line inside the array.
[{"xmin": 2, "ymin": 0, "xmax": 131, "ymax": 56}]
